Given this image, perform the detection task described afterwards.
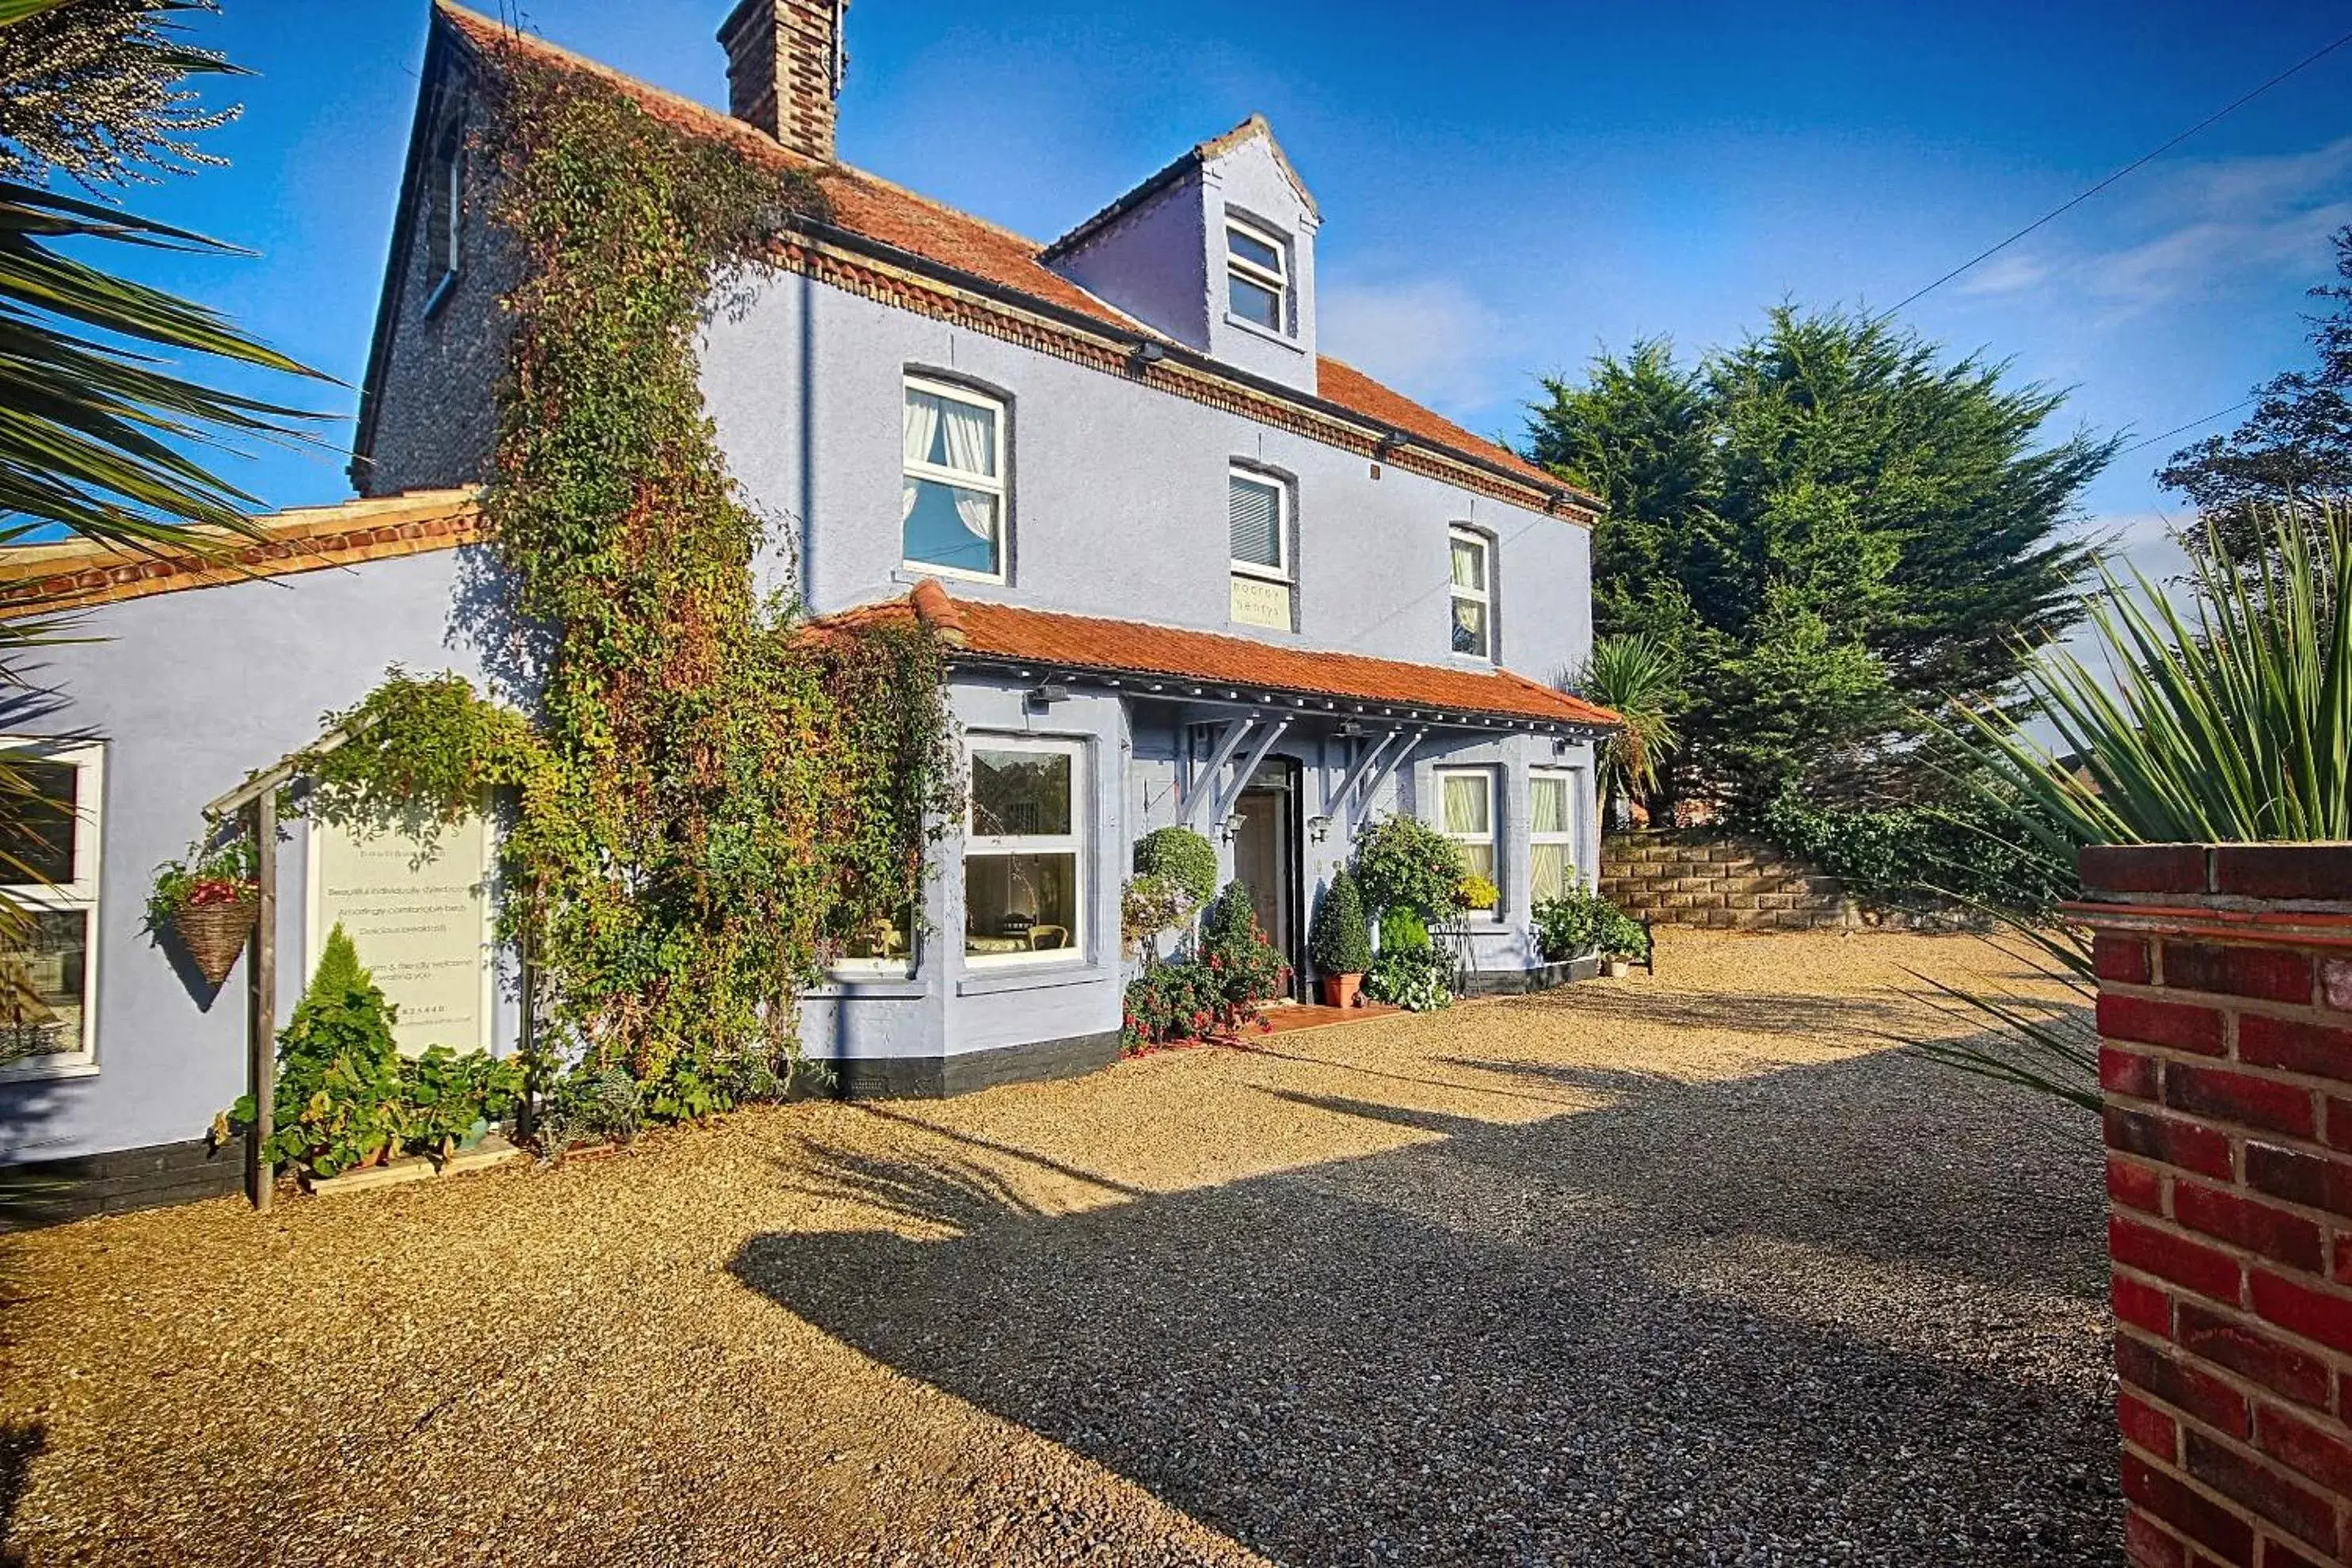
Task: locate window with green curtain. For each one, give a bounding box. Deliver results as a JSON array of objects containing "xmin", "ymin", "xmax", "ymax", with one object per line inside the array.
[
  {"xmin": 1437, "ymin": 767, "xmax": 1497, "ymax": 908},
  {"xmin": 1529, "ymin": 771, "xmax": 1578, "ymax": 902}
]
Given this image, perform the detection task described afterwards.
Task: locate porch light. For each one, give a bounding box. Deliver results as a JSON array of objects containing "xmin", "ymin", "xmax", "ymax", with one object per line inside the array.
[
  {"xmin": 1221, "ymin": 811, "xmax": 1246, "ymax": 841},
  {"xmin": 1307, "ymin": 814, "xmax": 1332, "ymax": 843},
  {"xmin": 1026, "ymin": 681, "xmax": 1071, "ymax": 710}
]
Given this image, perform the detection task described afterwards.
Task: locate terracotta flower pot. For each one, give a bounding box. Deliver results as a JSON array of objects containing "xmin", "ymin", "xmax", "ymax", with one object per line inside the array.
[
  {"xmin": 173, "ymin": 893, "xmax": 259, "ymax": 987},
  {"xmin": 1319, "ymin": 972, "xmax": 1364, "ymax": 1009}
]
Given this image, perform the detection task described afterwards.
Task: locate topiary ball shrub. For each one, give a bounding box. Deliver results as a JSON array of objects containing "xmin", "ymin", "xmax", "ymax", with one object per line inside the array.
[
  {"xmin": 1308, "ymin": 868, "xmax": 1372, "ymax": 976},
  {"xmin": 1134, "ymin": 825, "xmax": 1220, "ymax": 909},
  {"xmin": 1351, "ymin": 813, "xmax": 1467, "ymax": 920}
]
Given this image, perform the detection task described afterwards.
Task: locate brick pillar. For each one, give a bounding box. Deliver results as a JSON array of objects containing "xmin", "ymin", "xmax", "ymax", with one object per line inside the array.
[{"xmin": 2084, "ymin": 843, "xmax": 2352, "ymax": 1567}]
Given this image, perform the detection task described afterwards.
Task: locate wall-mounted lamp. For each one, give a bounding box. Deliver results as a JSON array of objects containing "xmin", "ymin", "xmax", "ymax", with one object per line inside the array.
[
  {"xmin": 1337, "ymin": 719, "xmax": 1366, "ymax": 739},
  {"xmin": 1128, "ymin": 340, "xmax": 1168, "ymax": 373},
  {"xmin": 1307, "ymin": 814, "xmax": 1332, "ymax": 843},
  {"xmin": 1220, "ymin": 811, "xmax": 1246, "ymax": 842},
  {"xmin": 1026, "ymin": 680, "xmax": 1071, "ymax": 710}
]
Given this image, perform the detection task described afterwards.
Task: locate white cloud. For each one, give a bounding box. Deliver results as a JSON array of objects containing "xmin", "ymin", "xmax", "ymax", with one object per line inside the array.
[
  {"xmin": 1318, "ymin": 276, "xmax": 1507, "ymax": 414},
  {"xmin": 1966, "ymin": 136, "xmax": 2352, "ymax": 316}
]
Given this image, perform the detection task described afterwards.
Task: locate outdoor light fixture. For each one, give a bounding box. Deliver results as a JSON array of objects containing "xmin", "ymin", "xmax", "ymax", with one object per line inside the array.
[
  {"xmin": 1307, "ymin": 814, "xmax": 1332, "ymax": 843},
  {"xmin": 1221, "ymin": 811, "xmax": 1246, "ymax": 841},
  {"xmin": 1337, "ymin": 719, "xmax": 1365, "ymax": 738},
  {"xmin": 1128, "ymin": 340, "xmax": 1167, "ymax": 371},
  {"xmin": 1026, "ymin": 681, "xmax": 1071, "ymax": 710}
]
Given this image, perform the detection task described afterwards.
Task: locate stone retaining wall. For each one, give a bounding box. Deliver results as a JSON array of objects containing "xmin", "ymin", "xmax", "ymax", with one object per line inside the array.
[
  {"xmin": 2082, "ymin": 842, "xmax": 2352, "ymax": 1567},
  {"xmin": 1600, "ymin": 832, "xmax": 1885, "ymax": 932}
]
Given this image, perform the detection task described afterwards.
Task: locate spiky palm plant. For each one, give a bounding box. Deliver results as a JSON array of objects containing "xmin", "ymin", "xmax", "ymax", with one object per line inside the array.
[
  {"xmin": 1912, "ymin": 504, "xmax": 2350, "ymax": 1108},
  {"xmin": 1569, "ymin": 632, "xmax": 1680, "ymax": 824}
]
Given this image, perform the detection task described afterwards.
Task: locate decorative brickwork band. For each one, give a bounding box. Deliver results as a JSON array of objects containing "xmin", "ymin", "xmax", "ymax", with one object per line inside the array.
[{"xmin": 2084, "ymin": 843, "xmax": 2352, "ymax": 1565}]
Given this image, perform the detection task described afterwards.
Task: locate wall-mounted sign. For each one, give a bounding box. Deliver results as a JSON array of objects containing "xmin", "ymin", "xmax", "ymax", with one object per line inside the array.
[
  {"xmin": 307, "ymin": 813, "xmax": 493, "ymax": 1056},
  {"xmin": 1230, "ymin": 574, "xmax": 1292, "ymax": 630}
]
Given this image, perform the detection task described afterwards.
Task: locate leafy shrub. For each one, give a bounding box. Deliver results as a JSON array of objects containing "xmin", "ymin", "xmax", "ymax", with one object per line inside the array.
[
  {"xmin": 1133, "ymin": 826, "xmax": 1220, "ymax": 908},
  {"xmin": 1308, "ymin": 868, "xmax": 1372, "ymax": 975},
  {"xmin": 1366, "ymin": 946, "xmax": 1455, "ymax": 1011},
  {"xmin": 145, "ymin": 833, "xmax": 257, "ymax": 929},
  {"xmin": 1351, "ymin": 813, "xmax": 1466, "ymax": 920},
  {"xmin": 1122, "ymin": 881, "xmax": 1288, "ymax": 1050},
  {"xmin": 220, "ymin": 925, "xmax": 405, "ymax": 1179},
  {"xmin": 1533, "ymin": 889, "xmax": 1650, "ymax": 963},
  {"xmin": 1378, "ymin": 904, "xmax": 1430, "ymax": 953},
  {"xmin": 215, "ymin": 925, "xmax": 528, "ymax": 1178},
  {"xmin": 401, "ymin": 1045, "xmax": 526, "ymax": 1158},
  {"xmin": 1761, "ymin": 785, "xmax": 2071, "ymax": 919}
]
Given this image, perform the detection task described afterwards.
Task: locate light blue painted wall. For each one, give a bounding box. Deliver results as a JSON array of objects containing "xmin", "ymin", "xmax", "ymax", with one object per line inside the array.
[
  {"xmin": 0, "ymin": 550, "xmax": 522, "ymax": 1164},
  {"xmin": 701, "ymin": 270, "xmax": 1592, "ymax": 688}
]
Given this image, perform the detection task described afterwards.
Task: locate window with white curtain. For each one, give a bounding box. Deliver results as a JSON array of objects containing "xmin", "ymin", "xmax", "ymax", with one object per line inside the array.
[
  {"xmin": 1436, "ymin": 767, "xmax": 1498, "ymax": 914},
  {"xmin": 1449, "ymin": 527, "xmax": 1492, "ymax": 660},
  {"xmin": 0, "ymin": 740, "xmax": 102, "ymax": 1076},
  {"xmin": 1529, "ymin": 770, "xmax": 1579, "ymax": 904},
  {"xmin": 1228, "ymin": 467, "xmax": 1293, "ymax": 629},
  {"xmin": 903, "ymin": 375, "xmax": 1006, "ymax": 581},
  {"xmin": 965, "ymin": 739, "xmax": 1086, "ymax": 965},
  {"xmin": 1226, "ymin": 219, "xmax": 1288, "ymax": 333}
]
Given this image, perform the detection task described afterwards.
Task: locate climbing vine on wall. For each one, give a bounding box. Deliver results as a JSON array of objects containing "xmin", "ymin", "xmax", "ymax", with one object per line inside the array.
[{"xmin": 358, "ymin": 46, "xmax": 965, "ymax": 1122}]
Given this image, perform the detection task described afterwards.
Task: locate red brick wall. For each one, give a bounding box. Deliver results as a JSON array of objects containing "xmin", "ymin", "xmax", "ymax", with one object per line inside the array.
[{"xmin": 2084, "ymin": 843, "xmax": 2352, "ymax": 1566}]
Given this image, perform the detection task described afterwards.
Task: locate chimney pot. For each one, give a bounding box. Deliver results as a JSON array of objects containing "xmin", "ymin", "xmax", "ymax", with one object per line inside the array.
[{"xmin": 717, "ymin": 0, "xmax": 847, "ymax": 162}]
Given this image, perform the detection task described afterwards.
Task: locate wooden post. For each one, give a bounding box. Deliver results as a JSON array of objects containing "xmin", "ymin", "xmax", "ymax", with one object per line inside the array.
[{"xmin": 245, "ymin": 790, "xmax": 277, "ymax": 1212}]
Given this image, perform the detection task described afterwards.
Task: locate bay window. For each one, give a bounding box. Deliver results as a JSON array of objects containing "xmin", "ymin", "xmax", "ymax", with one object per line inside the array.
[
  {"xmin": 1529, "ymin": 770, "xmax": 1580, "ymax": 904},
  {"xmin": 965, "ymin": 739, "xmax": 1086, "ymax": 965},
  {"xmin": 903, "ymin": 375, "xmax": 1007, "ymax": 581},
  {"xmin": 0, "ymin": 740, "xmax": 102, "ymax": 1075},
  {"xmin": 1435, "ymin": 767, "xmax": 1498, "ymax": 915}
]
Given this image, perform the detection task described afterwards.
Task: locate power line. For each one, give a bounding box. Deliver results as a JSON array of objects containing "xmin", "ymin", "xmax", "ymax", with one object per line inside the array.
[
  {"xmin": 1883, "ymin": 25, "xmax": 2352, "ymax": 318},
  {"xmin": 2115, "ymin": 397, "xmax": 2261, "ymax": 458}
]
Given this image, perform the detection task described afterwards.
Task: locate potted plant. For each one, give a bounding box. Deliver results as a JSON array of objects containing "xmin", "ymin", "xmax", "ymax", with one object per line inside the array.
[
  {"xmin": 1308, "ymin": 868, "xmax": 1372, "ymax": 1007},
  {"xmin": 147, "ymin": 835, "xmax": 261, "ymax": 987}
]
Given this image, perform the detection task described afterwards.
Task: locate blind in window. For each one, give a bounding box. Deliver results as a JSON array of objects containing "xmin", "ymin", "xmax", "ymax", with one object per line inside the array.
[{"xmin": 1230, "ymin": 475, "xmax": 1282, "ymax": 570}]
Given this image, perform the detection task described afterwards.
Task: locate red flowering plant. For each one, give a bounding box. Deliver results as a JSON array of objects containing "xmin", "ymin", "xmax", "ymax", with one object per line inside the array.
[
  {"xmin": 1120, "ymin": 881, "xmax": 1289, "ymax": 1052},
  {"xmin": 144, "ymin": 834, "xmax": 261, "ymax": 931}
]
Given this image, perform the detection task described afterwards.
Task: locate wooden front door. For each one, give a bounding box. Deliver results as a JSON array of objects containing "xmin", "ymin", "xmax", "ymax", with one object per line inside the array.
[{"xmin": 1232, "ymin": 771, "xmax": 1300, "ymax": 995}]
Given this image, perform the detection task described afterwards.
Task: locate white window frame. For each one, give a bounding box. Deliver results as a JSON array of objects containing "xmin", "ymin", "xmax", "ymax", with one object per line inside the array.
[
  {"xmin": 1449, "ymin": 526, "xmax": 1494, "ymax": 662},
  {"xmin": 1528, "ymin": 767, "xmax": 1581, "ymax": 905},
  {"xmin": 422, "ymin": 117, "xmax": 464, "ymax": 314},
  {"xmin": 1227, "ymin": 466, "xmax": 1291, "ymax": 584},
  {"xmin": 0, "ymin": 737, "xmax": 102, "ymax": 1079},
  {"xmin": 1225, "ymin": 218, "xmax": 1289, "ymax": 335},
  {"xmin": 901, "ymin": 374, "xmax": 1010, "ymax": 585},
  {"xmin": 963, "ymin": 735, "xmax": 1087, "ymax": 969},
  {"xmin": 1433, "ymin": 765, "xmax": 1498, "ymax": 918},
  {"xmin": 828, "ymin": 887, "xmax": 918, "ymax": 980}
]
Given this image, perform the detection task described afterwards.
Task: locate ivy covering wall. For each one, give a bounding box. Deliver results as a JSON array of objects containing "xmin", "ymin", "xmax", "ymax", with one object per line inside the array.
[{"xmin": 294, "ymin": 48, "xmax": 961, "ymax": 1130}]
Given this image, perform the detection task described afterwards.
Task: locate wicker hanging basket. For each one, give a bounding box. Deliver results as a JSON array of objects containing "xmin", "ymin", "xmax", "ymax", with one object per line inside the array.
[{"xmin": 174, "ymin": 895, "xmax": 258, "ymax": 987}]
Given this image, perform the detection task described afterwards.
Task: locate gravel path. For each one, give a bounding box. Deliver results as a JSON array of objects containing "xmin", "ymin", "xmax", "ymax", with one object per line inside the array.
[{"xmin": 0, "ymin": 932, "xmax": 2117, "ymax": 1566}]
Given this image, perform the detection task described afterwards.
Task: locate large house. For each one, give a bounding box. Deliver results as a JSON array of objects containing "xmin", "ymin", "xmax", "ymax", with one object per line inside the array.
[{"xmin": 0, "ymin": 0, "xmax": 1612, "ymax": 1221}]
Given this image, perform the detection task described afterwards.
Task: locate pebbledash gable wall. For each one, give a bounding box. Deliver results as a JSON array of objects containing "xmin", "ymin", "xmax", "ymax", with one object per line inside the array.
[{"xmin": 2084, "ymin": 843, "xmax": 2352, "ymax": 1568}]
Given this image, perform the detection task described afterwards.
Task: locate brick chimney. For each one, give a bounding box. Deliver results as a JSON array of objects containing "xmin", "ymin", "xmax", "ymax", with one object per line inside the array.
[{"xmin": 716, "ymin": 0, "xmax": 847, "ymax": 162}]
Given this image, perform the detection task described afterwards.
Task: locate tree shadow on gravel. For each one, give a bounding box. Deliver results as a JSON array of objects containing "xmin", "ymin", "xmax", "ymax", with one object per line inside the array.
[
  {"xmin": 1494, "ymin": 982, "xmax": 1925, "ymax": 1044},
  {"xmin": 0, "ymin": 1420, "xmax": 44, "ymax": 1568},
  {"xmin": 732, "ymin": 1047, "xmax": 2119, "ymax": 1567}
]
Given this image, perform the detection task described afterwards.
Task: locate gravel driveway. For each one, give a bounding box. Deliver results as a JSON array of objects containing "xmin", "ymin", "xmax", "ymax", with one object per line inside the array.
[{"xmin": 0, "ymin": 932, "xmax": 2116, "ymax": 1566}]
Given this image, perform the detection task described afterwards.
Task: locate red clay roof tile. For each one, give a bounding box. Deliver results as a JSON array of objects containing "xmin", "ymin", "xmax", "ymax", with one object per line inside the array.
[
  {"xmin": 432, "ymin": 3, "xmax": 1571, "ymax": 499},
  {"xmin": 832, "ymin": 584, "xmax": 1619, "ymax": 729}
]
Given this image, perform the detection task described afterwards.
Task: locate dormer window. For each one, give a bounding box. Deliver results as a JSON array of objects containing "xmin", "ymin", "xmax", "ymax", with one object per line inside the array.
[{"xmin": 1225, "ymin": 219, "xmax": 1288, "ymax": 333}]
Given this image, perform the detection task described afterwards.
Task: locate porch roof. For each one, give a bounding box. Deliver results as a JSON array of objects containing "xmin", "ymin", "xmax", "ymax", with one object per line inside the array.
[{"xmin": 822, "ymin": 582, "xmax": 1623, "ymax": 734}]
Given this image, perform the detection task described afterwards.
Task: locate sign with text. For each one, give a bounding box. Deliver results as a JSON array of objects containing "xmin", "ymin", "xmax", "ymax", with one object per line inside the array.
[{"xmin": 310, "ymin": 813, "xmax": 492, "ymax": 1056}]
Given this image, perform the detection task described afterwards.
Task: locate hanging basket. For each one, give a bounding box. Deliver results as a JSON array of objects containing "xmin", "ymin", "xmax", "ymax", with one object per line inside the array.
[{"xmin": 174, "ymin": 894, "xmax": 259, "ymax": 987}]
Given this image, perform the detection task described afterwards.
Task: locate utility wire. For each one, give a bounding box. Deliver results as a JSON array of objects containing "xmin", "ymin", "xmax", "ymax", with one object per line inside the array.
[
  {"xmin": 1883, "ymin": 25, "xmax": 2352, "ymax": 317},
  {"xmin": 2116, "ymin": 398, "xmax": 2262, "ymax": 458}
]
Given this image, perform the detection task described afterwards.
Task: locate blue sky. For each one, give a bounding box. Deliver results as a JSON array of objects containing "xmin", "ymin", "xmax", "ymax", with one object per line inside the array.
[{"xmin": 117, "ymin": 0, "xmax": 2352, "ymax": 577}]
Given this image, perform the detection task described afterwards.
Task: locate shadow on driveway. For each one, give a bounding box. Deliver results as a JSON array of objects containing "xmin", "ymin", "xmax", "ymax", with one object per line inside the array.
[{"xmin": 733, "ymin": 1046, "xmax": 2119, "ymax": 1566}]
